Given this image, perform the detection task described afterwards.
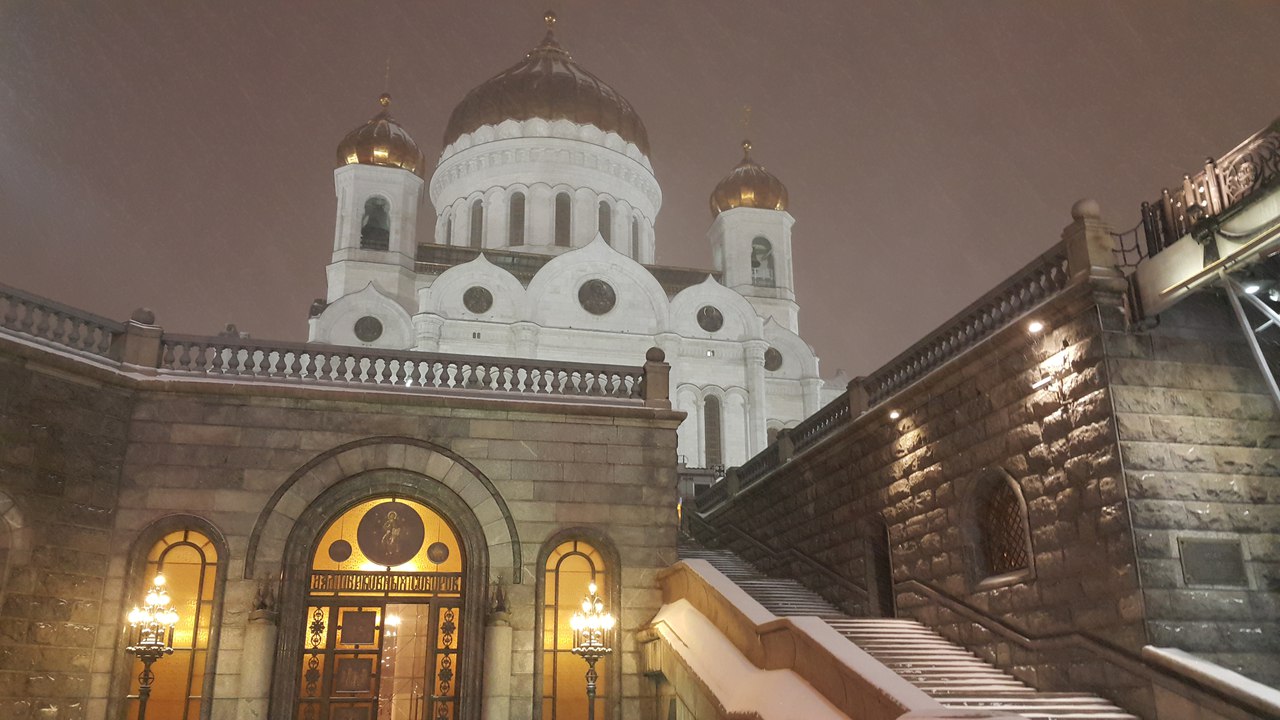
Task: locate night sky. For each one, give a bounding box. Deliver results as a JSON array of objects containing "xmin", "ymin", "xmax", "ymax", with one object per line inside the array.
[{"xmin": 4, "ymin": 1, "xmax": 1279, "ymax": 377}]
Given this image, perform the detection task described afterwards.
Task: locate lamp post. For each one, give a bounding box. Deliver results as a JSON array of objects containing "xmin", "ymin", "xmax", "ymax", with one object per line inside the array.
[
  {"xmin": 570, "ymin": 582, "xmax": 614, "ymax": 720},
  {"xmin": 126, "ymin": 573, "xmax": 180, "ymax": 720}
]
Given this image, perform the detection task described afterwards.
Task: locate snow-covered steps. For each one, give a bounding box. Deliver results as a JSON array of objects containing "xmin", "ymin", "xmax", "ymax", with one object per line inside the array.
[{"xmin": 678, "ymin": 546, "xmax": 1139, "ymax": 720}]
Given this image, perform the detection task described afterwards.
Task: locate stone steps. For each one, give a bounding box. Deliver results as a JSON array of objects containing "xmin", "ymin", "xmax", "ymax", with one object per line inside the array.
[{"xmin": 677, "ymin": 545, "xmax": 1140, "ymax": 720}]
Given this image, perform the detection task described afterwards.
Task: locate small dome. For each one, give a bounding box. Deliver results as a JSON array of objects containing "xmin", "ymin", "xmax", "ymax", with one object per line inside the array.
[
  {"xmin": 443, "ymin": 12, "xmax": 651, "ymax": 156},
  {"xmin": 336, "ymin": 94, "xmax": 424, "ymax": 177},
  {"xmin": 710, "ymin": 140, "xmax": 789, "ymax": 217}
]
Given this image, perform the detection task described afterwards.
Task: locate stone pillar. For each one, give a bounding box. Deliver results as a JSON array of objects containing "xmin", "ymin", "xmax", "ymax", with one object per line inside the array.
[
  {"xmin": 111, "ymin": 309, "xmax": 163, "ymax": 369},
  {"xmin": 528, "ymin": 185, "xmax": 554, "ymax": 248},
  {"xmin": 574, "ymin": 187, "xmax": 597, "ymax": 246},
  {"xmin": 643, "ymin": 347, "xmax": 671, "ymax": 410},
  {"xmin": 485, "ymin": 187, "xmax": 506, "ymax": 249},
  {"xmin": 415, "ymin": 315, "xmax": 445, "ymax": 351},
  {"xmin": 723, "ymin": 392, "xmax": 749, "ymax": 466},
  {"xmin": 481, "ymin": 614, "xmax": 513, "ymax": 720},
  {"xmin": 848, "ymin": 376, "xmax": 870, "ymax": 415},
  {"xmin": 742, "ymin": 341, "xmax": 769, "ymax": 455},
  {"xmin": 1062, "ymin": 198, "xmax": 1124, "ymax": 288},
  {"xmin": 238, "ymin": 609, "xmax": 279, "ymax": 720},
  {"xmin": 801, "ymin": 377, "xmax": 824, "ymax": 417},
  {"xmin": 513, "ymin": 322, "xmax": 540, "ymax": 357}
]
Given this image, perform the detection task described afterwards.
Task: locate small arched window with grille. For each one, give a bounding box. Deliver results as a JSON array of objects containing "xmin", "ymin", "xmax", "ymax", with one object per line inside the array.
[
  {"xmin": 360, "ymin": 197, "xmax": 391, "ymax": 251},
  {"xmin": 598, "ymin": 201, "xmax": 612, "ymax": 244},
  {"xmin": 554, "ymin": 193, "xmax": 571, "ymax": 247},
  {"xmin": 470, "ymin": 199, "xmax": 484, "ymax": 248},
  {"xmin": 971, "ymin": 470, "xmax": 1034, "ymax": 587},
  {"xmin": 751, "ymin": 236, "xmax": 775, "ymax": 286},
  {"xmin": 703, "ymin": 395, "xmax": 723, "ymax": 468},
  {"xmin": 509, "ymin": 192, "xmax": 526, "ymax": 246}
]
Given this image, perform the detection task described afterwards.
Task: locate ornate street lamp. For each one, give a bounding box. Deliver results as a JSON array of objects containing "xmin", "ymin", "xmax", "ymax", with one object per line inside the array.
[
  {"xmin": 570, "ymin": 582, "xmax": 615, "ymax": 720},
  {"xmin": 126, "ymin": 573, "xmax": 180, "ymax": 720}
]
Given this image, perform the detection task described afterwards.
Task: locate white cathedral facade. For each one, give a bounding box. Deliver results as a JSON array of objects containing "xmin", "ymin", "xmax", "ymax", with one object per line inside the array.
[{"xmin": 309, "ymin": 14, "xmax": 841, "ymax": 468}]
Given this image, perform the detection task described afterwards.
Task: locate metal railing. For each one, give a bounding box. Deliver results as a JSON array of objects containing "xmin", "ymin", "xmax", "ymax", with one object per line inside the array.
[
  {"xmin": 0, "ymin": 282, "xmax": 125, "ymax": 359},
  {"xmin": 1138, "ymin": 116, "xmax": 1280, "ymax": 259}
]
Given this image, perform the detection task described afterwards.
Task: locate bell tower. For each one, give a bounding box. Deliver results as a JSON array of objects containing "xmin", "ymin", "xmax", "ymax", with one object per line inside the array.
[
  {"xmin": 327, "ymin": 93, "xmax": 424, "ymax": 311},
  {"xmin": 707, "ymin": 140, "xmax": 798, "ymax": 332}
]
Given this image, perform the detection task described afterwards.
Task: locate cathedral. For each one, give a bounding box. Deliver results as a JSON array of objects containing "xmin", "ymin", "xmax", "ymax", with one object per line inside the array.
[
  {"xmin": 1, "ymin": 10, "xmax": 1278, "ymax": 720},
  {"xmin": 309, "ymin": 12, "xmax": 840, "ymax": 472}
]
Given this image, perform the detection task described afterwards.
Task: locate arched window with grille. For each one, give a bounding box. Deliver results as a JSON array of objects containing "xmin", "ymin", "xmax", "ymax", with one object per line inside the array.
[
  {"xmin": 536, "ymin": 533, "xmax": 619, "ymax": 720},
  {"xmin": 121, "ymin": 523, "xmax": 225, "ymax": 720},
  {"xmin": 969, "ymin": 469, "xmax": 1034, "ymax": 588},
  {"xmin": 555, "ymin": 193, "xmax": 571, "ymax": 247},
  {"xmin": 597, "ymin": 201, "xmax": 612, "ymax": 244},
  {"xmin": 751, "ymin": 236, "xmax": 775, "ymax": 286},
  {"xmin": 470, "ymin": 199, "xmax": 484, "ymax": 248},
  {"xmin": 703, "ymin": 395, "xmax": 723, "ymax": 468},
  {"xmin": 509, "ymin": 192, "xmax": 526, "ymax": 246},
  {"xmin": 361, "ymin": 197, "xmax": 391, "ymax": 251}
]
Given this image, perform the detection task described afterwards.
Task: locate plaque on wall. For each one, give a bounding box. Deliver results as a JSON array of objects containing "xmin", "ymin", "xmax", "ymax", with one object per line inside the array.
[
  {"xmin": 1179, "ymin": 537, "xmax": 1248, "ymax": 587},
  {"xmin": 333, "ymin": 658, "xmax": 375, "ymax": 694},
  {"xmin": 340, "ymin": 610, "xmax": 377, "ymax": 646},
  {"xmin": 356, "ymin": 501, "xmax": 425, "ymax": 567}
]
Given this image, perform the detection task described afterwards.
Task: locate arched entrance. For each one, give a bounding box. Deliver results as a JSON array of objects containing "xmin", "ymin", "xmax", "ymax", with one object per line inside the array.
[{"xmin": 295, "ymin": 495, "xmax": 469, "ymax": 720}]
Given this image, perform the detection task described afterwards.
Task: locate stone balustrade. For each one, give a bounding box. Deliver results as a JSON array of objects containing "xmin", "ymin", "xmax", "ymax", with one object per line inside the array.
[
  {"xmin": 0, "ymin": 282, "xmax": 124, "ymax": 359},
  {"xmin": 0, "ymin": 283, "xmax": 670, "ymax": 407}
]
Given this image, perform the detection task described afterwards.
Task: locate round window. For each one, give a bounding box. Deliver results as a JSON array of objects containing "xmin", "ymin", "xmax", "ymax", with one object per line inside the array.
[
  {"xmin": 463, "ymin": 286, "xmax": 493, "ymax": 314},
  {"xmin": 578, "ymin": 279, "xmax": 617, "ymax": 315},
  {"xmin": 764, "ymin": 347, "xmax": 784, "ymax": 371},
  {"xmin": 696, "ymin": 305, "xmax": 724, "ymax": 332},
  {"xmin": 353, "ymin": 316, "xmax": 383, "ymax": 342}
]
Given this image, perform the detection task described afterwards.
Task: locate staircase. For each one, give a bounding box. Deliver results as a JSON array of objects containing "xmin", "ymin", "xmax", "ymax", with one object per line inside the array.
[{"xmin": 679, "ymin": 545, "xmax": 1139, "ymax": 720}]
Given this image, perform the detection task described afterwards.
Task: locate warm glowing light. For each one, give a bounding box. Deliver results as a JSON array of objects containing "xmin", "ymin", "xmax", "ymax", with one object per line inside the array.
[
  {"xmin": 384, "ymin": 615, "xmax": 400, "ymax": 627},
  {"xmin": 372, "ymin": 148, "xmax": 389, "ymax": 160},
  {"xmin": 888, "ymin": 410, "xmax": 901, "ymax": 420},
  {"xmin": 1028, "ymin": 320, "xmax": 1044, "ymax": 334},
  {"xmin": 346, "ymin": 153, "xmax": 359, "ymax": 164},
  {"xmin": 1244, "ymin": 284, "xmax": 1261, "ymax": 295}
]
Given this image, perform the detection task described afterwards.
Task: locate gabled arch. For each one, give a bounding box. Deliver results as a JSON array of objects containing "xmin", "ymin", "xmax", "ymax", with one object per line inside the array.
[
  {"xmin": 669, "ymin": 275, "xmax": 764, "ymax": 341},
  {"xmin": 420, "ymin": 252, "xmax": 526, "ymax": 322},
  {"xmin": 524, "ymin": 236, "xmax": 670, "ymax": 333}
]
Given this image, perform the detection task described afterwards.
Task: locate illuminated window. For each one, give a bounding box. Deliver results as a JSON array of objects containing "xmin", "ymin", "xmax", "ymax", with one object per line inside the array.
[
  {"xmin": 509, "ymin": 193, "xmax": 526, "ymax": 246},
  {"xmin": 127, "ymin": 529, "xmax": 220, "ymax": 720},
  {"xmin": 542, "ymin": 539, "xmax": 608, "ymax": 720},
  {"xmin": 470, "ymin": 199, "xmax": 484, "ymax": 248},
  {"xmin": 361, "ymin": 197, "xmax": 391, "ymax": 251},
  {"xmin": 301, "ymin": 497, "xmax": 466, "ymax": 720},
  {"xmin": 555, "ymin": 193, "xmax": 571, "ymax": 247},
  {"xmin": 704, "ymin": 395, "xmax": 723, "ymax": 467},
  {"xmin": 751, "ymin": 237, "xmax": 775, "ymax": 287},
  {"xmin": 597, "ymin": 201, "xmax": 612, "ymax": 244}
]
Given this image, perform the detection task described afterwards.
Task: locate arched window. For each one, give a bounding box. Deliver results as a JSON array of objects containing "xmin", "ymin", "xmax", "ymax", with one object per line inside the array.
[
  {"xmin": 630, "ymin": 218, "xmax": 640, "ymax": 258},
  {"xmin": 969, "ymin": 469, "xmax": 1034, "ymax": 588},
  {"xmin": 704, "ymin": 395, "xmax": 723, "ymax": 467},
  {"xmin": 509, "ymin": 192, "xmax": 526, "ymax": 246},
  {"xmin": 751, "ymin": 237, "xmax": 775, "ymax": 286},
  {"xmin": 126, "ymin": 527, "xmax": 221, "ymax": 720},
  {"xmin": 554, "ymin": 193, "xmax": 571, "ymax": 247},
  {"xmin": 541, "ymin": 538, "xmax": 610, "ymax": 719},
  {"xmin": 361, "ymin": 197, "xmax": 391, "ymax": 251},
  {"xmin": 598, "ymin": 201, "xmax": 612, "ymax": 244},
  {"xmin": 470, "ymin": 199, "xmax": 484, "ymax": 248}
]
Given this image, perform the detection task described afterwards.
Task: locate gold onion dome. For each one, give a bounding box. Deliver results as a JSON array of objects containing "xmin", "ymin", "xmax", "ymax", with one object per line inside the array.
[
  {"xmin": 336, "ymin": 93, "xmax": 425, "ymax": 178},
  {"xmin": 710, "ymin": 140, "xmax": 789, "ymax": 217},
  {"xmin": 442, "ymin": 11, "xmax": 651, "ymax": 156}
]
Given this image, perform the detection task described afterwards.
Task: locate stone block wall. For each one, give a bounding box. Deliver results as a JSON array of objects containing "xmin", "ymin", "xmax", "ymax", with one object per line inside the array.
[
  {"xmin": 0, "ymin": 336, "xmax": 682, "ymax": 720},
  {"xmin": 1107, "ymin": 291, "xmax": 1280, "ymax": 685},
  {"xmin": 0, "ymin": 352, "xmax": 134, "ymax": 720}
]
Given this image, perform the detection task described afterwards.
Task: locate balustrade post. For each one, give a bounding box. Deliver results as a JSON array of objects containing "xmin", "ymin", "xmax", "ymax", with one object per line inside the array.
[
  {"xmin": 642, "ymin": 347, "xmax": 671, "ymax": 409},
  {"xmin": 724, "ymin": 467, "xmax": 740, "ymax": 497},
  {"xmin": 1062, "ymin": 198, "xmax": 1125, "ymax": 291},
  {"xmin": 111, "ymin": 308, "xmax": 163, "ymax": 369},
  {"xmin": 775, "ymin": 428, "xmax": 795, "ymax": 463},
  {"xmin": 847, "ymin": 376, "xmax": 870, "ymax": 416}
]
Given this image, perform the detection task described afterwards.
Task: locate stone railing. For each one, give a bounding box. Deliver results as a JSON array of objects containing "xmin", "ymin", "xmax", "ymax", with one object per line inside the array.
[
  {"xmin": 0, "ymin": 284, "xmax": 671, "ymax": 408},
  {"xmin": 158, "ymin": 334, "xmax": 649, "ymax": 403},
  {"xmin": 0, "ymin": 282, "xmax": 125, "ymax": 359},
  {"xmin": 791, "ymin": 389, "xmax": 852, "ymax": 455},
  {"xmin": 863, "ymin": 245, "xmax": 1070, "ymax": 406},
  {"xmin": 1138, "ymin": 116, "xmax": 1280, "ymax": 259}
]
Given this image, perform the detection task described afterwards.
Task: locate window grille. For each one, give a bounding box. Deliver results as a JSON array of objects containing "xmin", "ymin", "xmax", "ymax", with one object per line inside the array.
[{"xmin": 978, "ymin": 480, "xmax": 1029, "ymax": 576}]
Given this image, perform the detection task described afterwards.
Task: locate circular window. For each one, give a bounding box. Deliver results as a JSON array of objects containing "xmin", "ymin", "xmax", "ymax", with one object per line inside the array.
[
  {"xmin": 696, "ymin": 305, "xmax": 724, "ymax": 332},
  {"xmin": 463, "ymin": 286, "xmax": 493, "ymax": 314},
  {"xmin": 764, "ymin": 347, "xmax": 784, "ymax": 371},
  {"xmin": 578, "ymin": 279, "xmax": 617, "ymax": 315},
  {"xmin": 353, "ymin": 316, "xmax": 383, "ymax": 342}
]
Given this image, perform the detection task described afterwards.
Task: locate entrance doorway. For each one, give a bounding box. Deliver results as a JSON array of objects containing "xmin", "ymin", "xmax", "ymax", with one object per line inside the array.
[
  {"xmin": 297, "ymin": 497, "xmax": 466, "ymax": 720},
  {"xmin": 867, "ymin": 521, "xmax": 896, "ymax": 618}
]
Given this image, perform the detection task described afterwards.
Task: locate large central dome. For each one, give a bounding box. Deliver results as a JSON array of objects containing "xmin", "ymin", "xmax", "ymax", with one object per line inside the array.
[{"xmin": 442, "ymin": 12, "xmax": 651, "ymax": 156}]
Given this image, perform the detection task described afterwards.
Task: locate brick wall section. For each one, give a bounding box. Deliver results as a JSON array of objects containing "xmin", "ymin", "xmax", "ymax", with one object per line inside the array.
[
  {"xmin": 1107, "ymin": 291, "xmax": 1280, "ymax": 685},
  {"xmin": 0, "ymin": 353, "xmax": 134, "ymax": 720},
  {"xmin": 695, "ymin": 284, "xmax": 1153, "ymax": 706}
]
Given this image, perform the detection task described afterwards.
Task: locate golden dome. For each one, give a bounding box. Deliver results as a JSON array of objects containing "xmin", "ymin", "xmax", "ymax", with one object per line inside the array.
[
  {"xmin": 336, "ymin": 93, "xmax": 425, "ymax": 177},
  {"xmin": 442, "ymin": 11, "xmax": 651, "ymax": 156},
  {"xmin": 710, "ymin": 140, "xmax": 789, "ymax": 217}
]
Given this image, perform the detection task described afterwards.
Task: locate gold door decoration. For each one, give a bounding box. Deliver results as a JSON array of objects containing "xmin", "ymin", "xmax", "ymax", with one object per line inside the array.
[
  {"xmin": 542, "ymin": 539, "xmax": 608, "ymax": 720},
  {"xmin": 300, "ymin": 498, "xmax": 464, "ymax": 720}
]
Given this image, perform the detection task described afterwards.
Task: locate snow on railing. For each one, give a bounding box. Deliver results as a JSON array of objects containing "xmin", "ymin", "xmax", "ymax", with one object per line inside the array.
[{"xmin": 0, "ymin": 282, "xmax": 124, "ymax": 359}]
